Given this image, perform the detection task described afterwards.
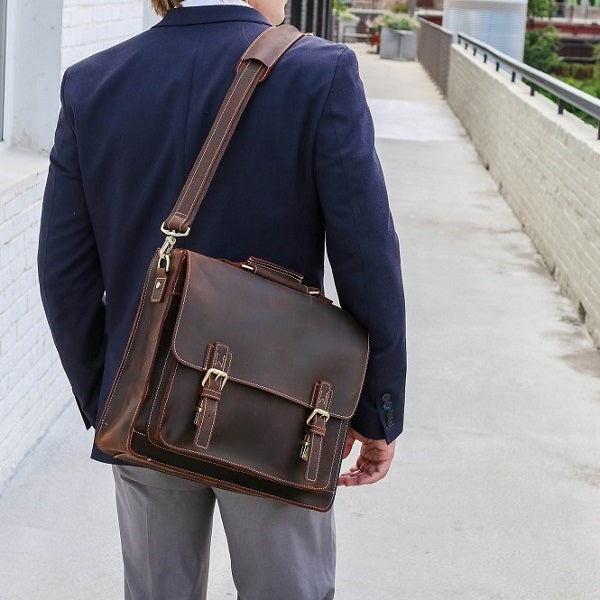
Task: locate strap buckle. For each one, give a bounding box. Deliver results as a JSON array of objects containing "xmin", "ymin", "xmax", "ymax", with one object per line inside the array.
[
  {"xmin": 300, "ymin": 408, "xmax": 331, "ymax": 461},
  {"xmin": 157, "ymin": 222, "xmax": 191, "ymax": 272},
  {"xmin": 305, "ymin": 408, "xmax": 330, "ymax": 425},
  {"xmin": 202, "ymin": 368, "xmax": 229, "ymax": 390},
  {"xmin": 160, "ymin": 223, "xmax": 191, "ymax": 238}
]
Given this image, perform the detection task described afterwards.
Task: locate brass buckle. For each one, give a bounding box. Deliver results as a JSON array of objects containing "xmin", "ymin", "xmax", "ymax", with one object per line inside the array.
[
  {"xmin": 202, "ymin": 368, "xmax": 229, "ymax": 390},
  {"xmin": 299, "ymin": 435, "xmax": 311, "ymax": 461},
  {"xmin": 157, "ymin": 223, "xmax": 191, "ymax": 272},
  {"xmin": 305, "ymin": 408, "xmax": 330, "ymax": 425},
  {"xmin": 160, "ymin": 223, "xmax": 191, "ymax": 238},
  {"xmin": 300, "ymin": 408, "xmax": 330, "ymax": 460}
]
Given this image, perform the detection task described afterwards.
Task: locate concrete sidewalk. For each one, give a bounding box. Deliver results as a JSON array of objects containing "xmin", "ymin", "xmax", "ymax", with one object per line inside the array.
[{"xmin": 2, "ymin": 45, "xmax": 600, "ymax": 599}]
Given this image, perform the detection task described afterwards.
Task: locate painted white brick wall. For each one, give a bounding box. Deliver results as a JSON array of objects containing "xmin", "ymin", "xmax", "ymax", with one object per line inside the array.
[
  {"xmin": 447, "ymin": 45, "xmax": 600, "ymax": 347},
  {"xmin": 61, "ymin": 0, "xmax": 144, "ymax": 72},
  {"xmin": 0, "ymin": 154, "xmax": 69, "ymax": 488},
  {"xmin": 0, "ymin": 2, "xmax": 148, "ymax": 490}
]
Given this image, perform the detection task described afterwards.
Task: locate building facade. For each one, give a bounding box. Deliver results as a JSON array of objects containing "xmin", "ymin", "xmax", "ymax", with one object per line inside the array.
[{"xmin": 0, "ymin": 0, "xmax": 159, "ymax": 489}]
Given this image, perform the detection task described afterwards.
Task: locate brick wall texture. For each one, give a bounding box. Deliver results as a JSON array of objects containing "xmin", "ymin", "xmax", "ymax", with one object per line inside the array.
[
  {"xmin": 61, "ymin": 0, "xmax": 144, "ymax": 72},
  {"xmin": 0, "ymin": 3, "xmax": 146, "ymax": 489},
  {"xmin": 447, "ymin": 46, "xmax": 600, "ymax": 348},
  {"xmin": 0, "ymin": 169, "xmax": 71, "ymax": 487}
]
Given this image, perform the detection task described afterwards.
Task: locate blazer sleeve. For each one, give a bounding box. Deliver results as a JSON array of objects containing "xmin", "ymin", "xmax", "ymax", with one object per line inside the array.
[
  {"xmin": 314, "ymin": 47, "xmax": 406, "ymax": 444},
  {"xmin": 38, "ymin": 70, "xmax": 106, "ymax": 429}
]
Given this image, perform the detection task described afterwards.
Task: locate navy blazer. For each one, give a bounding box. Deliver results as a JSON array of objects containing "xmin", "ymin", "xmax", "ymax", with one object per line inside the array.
[{"xmin": 38, "ymin": 6, "xmax": 406, "ymax": 462}]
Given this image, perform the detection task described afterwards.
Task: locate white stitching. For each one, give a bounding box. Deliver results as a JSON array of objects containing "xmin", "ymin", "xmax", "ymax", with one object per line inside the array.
[
  {"xmin": 183, "ymin": 64, "xmax": 258, "ymax": 217},
  {"xmin": 100, "ymin": 254, "xmax": 185, "ymax": 457},
  {"xmin": 170, "ymin": 62, "xmax": 258, "ymax": 227},
  {"xmin": 151, "ymin": 389, "xmax": 343, "ymax": 492},
  {"xmin": 129, "ymin": 432, "xmax": 334, "ymax": 511},
  {"xmin": 306, "ymin": 434, "xmax": 322, "ymax": 483},
  {"xmin": 100, "ymin": 251, "xmax": 169, "ymax": 429},
  {"xmin": 306, "ymin": 383, "xmax": 332, "ymax": 482},
  {"xmin": 170, "ymin": 256, "xmax": 368, "ymax": 419},
  {"xmin": 198, "ymin": 346, "xmax": 232, "ymax": 448},
  {"xmin": 146, "ymin": 352, "xmax": 176, "ymax": 437}
]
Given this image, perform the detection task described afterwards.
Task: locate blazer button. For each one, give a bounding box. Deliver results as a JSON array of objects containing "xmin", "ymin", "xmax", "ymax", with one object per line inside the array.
[
  {"xmin": 381, "ymin": 393, "xmax": 392, "ymax": 411},
  {"xmin": 386, "ymin": 409, "xmax": 395, "ymax": 427}
]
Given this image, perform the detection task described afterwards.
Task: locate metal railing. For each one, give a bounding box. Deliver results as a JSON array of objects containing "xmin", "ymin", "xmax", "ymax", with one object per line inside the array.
[
  {"xmin": 416, "ymin": 17, "xmax": 453, "ymax": 97},
  {"xmin": 458, "ymin": 33, "xmax": 600, "ymax": 140}
]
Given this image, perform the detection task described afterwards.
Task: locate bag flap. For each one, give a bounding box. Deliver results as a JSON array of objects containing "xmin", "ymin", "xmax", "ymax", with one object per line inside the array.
[{"xmin": 171, "ymin": 252, "xmax": 368, "ymax": 419}]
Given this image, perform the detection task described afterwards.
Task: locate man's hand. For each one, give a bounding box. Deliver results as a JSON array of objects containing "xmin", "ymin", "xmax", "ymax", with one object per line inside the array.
[{"xmin": 337, "ymin": 427, "xmax": 396, "ymax": 486}]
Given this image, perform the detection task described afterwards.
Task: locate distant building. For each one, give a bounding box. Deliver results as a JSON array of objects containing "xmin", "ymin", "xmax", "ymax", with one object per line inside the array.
[{"xmin": 442, "ymin": 0, "xmax": 528, "ymax": 61}]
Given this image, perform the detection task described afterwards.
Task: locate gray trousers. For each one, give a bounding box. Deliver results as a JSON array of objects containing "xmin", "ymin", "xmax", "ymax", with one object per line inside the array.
[{"xmin": 113, "ymin": 465, "xmax": 336, "ymax": 600}]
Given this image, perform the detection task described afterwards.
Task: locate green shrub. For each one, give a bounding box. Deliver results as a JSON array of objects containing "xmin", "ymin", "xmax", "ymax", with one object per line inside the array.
[
  {"xmin": 332, "ymin": 0, "xmax": 359, "ymax": 20},
  {"xmin": 378, "ymin": 13, "xmax": 418, "ymax": 31},
  {"xmin": 527, "ymin": 0, "xmax": 557, "ymax": 19},
  {"xmin": 561, "ymin": 77, "xmax": 600, "ymax": 99},
  {"xmin": 333, "ymin": 7, "xmax": 359, "ymax": 20},
  {"xmin": 391, "ymin": 1, "xmax": 408, "ymax": 13},
  {"xmin": 523, "ymin": 26, "xmax": 561, "ymax": 73},
  {"xmin": 594, "ymin": 43, "xmax": 600, "ymax": 81},
  {"xmin": 524, "ymin": 33, "xmax": 599, "ymax": 127}
]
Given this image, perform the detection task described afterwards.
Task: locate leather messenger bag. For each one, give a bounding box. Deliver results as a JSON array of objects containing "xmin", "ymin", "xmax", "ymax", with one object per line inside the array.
[{"xmin": 95, "ymin": 25, "xmax": 369, "ymax": 512}]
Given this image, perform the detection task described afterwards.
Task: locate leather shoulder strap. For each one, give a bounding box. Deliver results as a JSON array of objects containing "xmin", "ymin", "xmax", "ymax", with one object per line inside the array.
[{"xmin": 163, "ymin": 24, "xmax": 306, "ymax": 235}]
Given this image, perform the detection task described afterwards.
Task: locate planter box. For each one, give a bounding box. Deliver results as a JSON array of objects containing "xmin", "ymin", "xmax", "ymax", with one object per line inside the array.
[
  {"xmin": 379, "ymin": 28, "xmax": 417, "ymax": 61},
  {"xmin": 335, "ymin": 17, "xmax": 359, "ymax": 43}
]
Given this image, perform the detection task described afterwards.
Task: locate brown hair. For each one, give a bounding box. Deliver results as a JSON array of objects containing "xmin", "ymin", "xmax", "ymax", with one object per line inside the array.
[{"xmin": 151, "ymin": 0, "xmax": 182, "ymax": 17}]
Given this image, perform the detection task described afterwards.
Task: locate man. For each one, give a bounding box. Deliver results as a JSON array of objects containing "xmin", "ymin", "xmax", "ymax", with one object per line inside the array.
[{"xmin": 38, "ymin": 0, "xmax": 406, "ymax": 597}]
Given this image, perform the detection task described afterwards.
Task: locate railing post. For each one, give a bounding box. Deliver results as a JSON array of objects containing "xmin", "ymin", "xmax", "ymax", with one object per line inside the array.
[{"xmin": 453, "ymin": 31, "xmax": 600, "ymax": 139}]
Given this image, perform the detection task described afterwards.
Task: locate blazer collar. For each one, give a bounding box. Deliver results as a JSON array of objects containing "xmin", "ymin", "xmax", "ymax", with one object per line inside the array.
[{"xmin": 153, "ymin": 5, "xmax": 270, "ymax": 27}]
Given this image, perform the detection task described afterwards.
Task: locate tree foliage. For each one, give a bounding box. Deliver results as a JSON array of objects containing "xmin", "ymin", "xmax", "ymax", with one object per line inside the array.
[
  {"xmin": 562, "ymin": 46, "xmax": 600, "ymax": 101},
  {"xmin": 527, "ymin": 0, "xmax": 556, "ymax": 18},
  {"xmin": 378, "ymin": 13, "xmax": 419, "ymax": 31},
  {"xmin": 523, "ymin": 26, "xmax": 562, "ymax": 73}
]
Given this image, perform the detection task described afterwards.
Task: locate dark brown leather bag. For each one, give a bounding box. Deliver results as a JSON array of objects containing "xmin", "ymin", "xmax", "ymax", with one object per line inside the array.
[{"xmin": 95, "ymin": 25, "xmax": 369, "ymax": 512}]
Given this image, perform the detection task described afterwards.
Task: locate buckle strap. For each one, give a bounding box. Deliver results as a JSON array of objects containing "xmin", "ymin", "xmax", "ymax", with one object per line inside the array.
[
  {"xmin": 300, "ymin": 381, "xmax": 333, "ymax": 482},
  {"xmin": 193, "ymin": 342, "xmax": 232, "ymax": 449}
]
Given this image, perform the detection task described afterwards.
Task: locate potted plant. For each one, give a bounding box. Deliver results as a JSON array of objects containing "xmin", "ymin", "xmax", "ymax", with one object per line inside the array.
[
  {"xmin": 378, "ymin": 13, "xmax": 419, "ymax": 61},
  {"xmin": 332, "ymin": 0, "xmax": 359, "ymax": 43}
]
